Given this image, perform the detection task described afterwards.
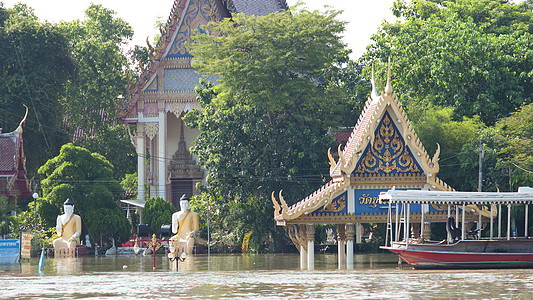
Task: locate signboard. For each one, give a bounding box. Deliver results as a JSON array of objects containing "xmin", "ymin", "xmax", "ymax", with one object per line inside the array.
[
  {"xmin": 355, "ymin": 189, "xmax": 423, "ymax": 215},
  {"xmin": 21, "ymin": 233, "xmax": 33, "ymax": 259},
  {"xmin": 310, "ymin": 188, "xmax": 449, "ymax": 217},
  {"xmin": 0, "ymin": 239, "xmax": 20, "ymax": 263}
]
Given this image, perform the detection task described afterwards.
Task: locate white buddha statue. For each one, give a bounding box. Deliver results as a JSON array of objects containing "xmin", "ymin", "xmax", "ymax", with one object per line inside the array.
[
  {"xmin": 53, "ymin": 198, "xmax": 82, "ymax": 255},
  {"xmin": 169, "ymin": 195, "xmax": 199, "ymax": 255}
]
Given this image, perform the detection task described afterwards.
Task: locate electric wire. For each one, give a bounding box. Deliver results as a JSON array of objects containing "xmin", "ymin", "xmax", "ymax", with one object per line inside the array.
[
  {"xmin": 10, "ymin": 39, "xmax": 51, "ymax": 151},
  {"xmin": 512, "ymin": 162, "xmax": 533, "ymax": 175}
]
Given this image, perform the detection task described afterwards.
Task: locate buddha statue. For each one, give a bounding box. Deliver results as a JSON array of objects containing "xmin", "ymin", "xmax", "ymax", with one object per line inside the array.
[
  {"xmin": 53, "ymin": 198, "xmax": 82, "ymax": 255},
  {"xmin": 169, "ymin": 195, "xmax": 199, "ymax": 256}
]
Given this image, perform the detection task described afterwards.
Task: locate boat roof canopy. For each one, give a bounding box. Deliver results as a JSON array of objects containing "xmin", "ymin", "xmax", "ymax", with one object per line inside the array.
[
  {"xmin": 379, "ymin": 187, "xmax": 533, "ymax": 205},
  {"xmin": 120, "ymin": 199, "xmax": 146, "ymax": 208}
]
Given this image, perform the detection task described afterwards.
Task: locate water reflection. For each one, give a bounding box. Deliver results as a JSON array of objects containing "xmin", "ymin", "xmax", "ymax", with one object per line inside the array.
[
  {"xmin": 1, "ymin": 253, "xmax": 533, "ymax": 299},
  {"xmin": 54, "ymin": 257, "xmax": 82, "ymax": 275}
]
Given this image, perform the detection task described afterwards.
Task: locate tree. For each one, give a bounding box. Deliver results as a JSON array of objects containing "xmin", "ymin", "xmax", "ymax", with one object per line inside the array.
[
  {"xmin": 59, "ymin": 4, "xmax": 132, "ymax": 135},
  {"xmin": 185, "ymin": 8, "xmax": 350, "ymax": 250},
  {"xmin": 362, "ymin": 0, "xmax": 533, "ymax": 125},
  {"xmin": 0, "ymin": 196, "xmax": 15, "ymax": 237},
  {"xmin": 142, "ymin": 197, "xmax": 176, "ymax": 234},
  {"xmin": 191, "ymin": 8, "xmax": 349, "ymax": 125},
  {"xmin": 37, "ymin": 143, "xmax": 130, "ymax": 244},
  {"xmin": 336, "ymin": 60, "xmax": 372, "ymax": 126},
  {"xmin": 496, "ymin": 102, "xmax": 533, "ymax": 188},
  {"xmin": 0, "ymin": 3, "xmax": 76, "ymax": 175},
  {"xmin": 409, "ymin": 104, "xmax": 485, "ymax": 190},
  {"xmin": 121, "ymin": 172, "xmax": 138, "ymax": 200},
  {"xmin": 57, "ymin": 4, "xmax": 137, "ymax": 181},
  {"xmin": 75, "ymin": 124, "xmax": 137, "ymax": 181}
]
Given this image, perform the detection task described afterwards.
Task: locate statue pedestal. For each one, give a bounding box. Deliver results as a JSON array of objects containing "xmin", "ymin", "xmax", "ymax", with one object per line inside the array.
[{"xmin": 51, "ymin": 245, "xmax": 89, "ymax": 257}]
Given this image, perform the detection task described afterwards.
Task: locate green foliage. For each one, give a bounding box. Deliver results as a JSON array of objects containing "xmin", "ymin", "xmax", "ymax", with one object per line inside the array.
[
  {"xmin": 456, "ymin": 128, "xmax": 507, "ymax": 191},
  {"xmin": 336, "ymin": 60, "xmax": 372, "ymax": 126},
  {"xmin": 74, "ymin": 124, "xmax": 137, "ymax": 181},
  {"xmin": 363, "ymin": 0, "xmax": 533, "ymax": 125},
  {"xmin": 58, "ymin": 4, "xmax": 132, "ymax": 135},
  {"xmin": 0, "ymin": 196, "xmax": 15, "ymax": 236},
  {"xmin": 11, "ymin": 201, "xmax": 56, "ymax": 247},
  {"xmin": 185, "ymin": 8, "xmax": 351, "ymax": 251},
  {"xmin": 409, "ymin": 104, "xmax": 486, "ymax": 190},
  {"xmin": 191, "ymin": 9, "xmax": 349, "ymax": 126},
  {"xmin": 37, "ymin": 143, "xmax": 130, "ymax": 243},
  {"xmin": 0, "ymin": 4, "xmax": 75, "ymax": 176},
  {"xmin": 495, "ymin": 102, "xmax": 533, "ymax": 188},
  {"xmin": 58, "ymin": 5, "xmax": 137, "ymax": 182},
  {"xmin": 142, "ymin": 197, "xmax": 176, "ymax": 234},
  {"xmin": 121, "ymin": 172, "xmax": 138, "ymax": 199}
]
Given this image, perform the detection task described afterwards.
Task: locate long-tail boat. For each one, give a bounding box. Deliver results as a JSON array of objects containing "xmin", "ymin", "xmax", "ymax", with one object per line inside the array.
[{"xmin": 379, "ymin": 187, "xmax": 533, "ymax": 269}]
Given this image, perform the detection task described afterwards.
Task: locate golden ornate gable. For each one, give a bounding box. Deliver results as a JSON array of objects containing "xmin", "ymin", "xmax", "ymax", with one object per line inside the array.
[{"xmin": 273, "ymin": 58, "xmax": 453, "ymax": 226}]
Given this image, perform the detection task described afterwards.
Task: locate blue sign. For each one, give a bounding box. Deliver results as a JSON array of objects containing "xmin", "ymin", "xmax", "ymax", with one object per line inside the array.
[
  {"xmin": 355, "ymin": 189, "xmax": 423, "ymax": 214},
  {"xmin": 0, "ymin": 239, "xmax": 20, "ymax": 264}
]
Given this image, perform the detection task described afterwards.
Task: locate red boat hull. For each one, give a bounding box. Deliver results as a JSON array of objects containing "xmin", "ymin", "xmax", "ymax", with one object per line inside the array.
[{"xmin": 383, "ymin": 239, "xmax": 533, "ymax": 269}]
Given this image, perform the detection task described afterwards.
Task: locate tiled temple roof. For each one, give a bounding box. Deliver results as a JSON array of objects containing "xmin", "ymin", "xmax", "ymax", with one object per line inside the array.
[
  {"xmin": 232, "ymin": 0, "xmax": 288, "ymax": 16},
  {"xmin": 272, "ymin": 60, "xmax": 453, "ymax": 224},
  {"xmin": 0, "ymin": 107, "xmax": 31, "ymax": 198}
]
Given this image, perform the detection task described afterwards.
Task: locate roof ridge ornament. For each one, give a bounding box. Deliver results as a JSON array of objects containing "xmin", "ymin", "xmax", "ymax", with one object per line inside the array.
[
  {"xmin": 371, "ymin": 63, "xmax": 379, "ymax": 99},
  {"xmin": 385, "ymin": 57, "xmax": 393, "ymax": 96},
  {"xmin": 18, "ymin": 104, "xmax": 29, "ymax": 133}
]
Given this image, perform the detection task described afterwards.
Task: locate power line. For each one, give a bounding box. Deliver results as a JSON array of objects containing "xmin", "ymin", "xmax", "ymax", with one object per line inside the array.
[
  {"xmin": 512, "ymin": 162, "xmax": 533, "ymax": 175},
  {"xmin": 10, "ymin": 39, "xmax": 51, "ymax": 151}
]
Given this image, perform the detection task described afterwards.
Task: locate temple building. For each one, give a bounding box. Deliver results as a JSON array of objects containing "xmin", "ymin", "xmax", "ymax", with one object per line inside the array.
[
  {"xmin": 271, "ymin": 61, "xmax": 455, "ymax": 270},
  {"xmin": 116, "ymin": 0, "xmax": 288, "ymax": 208},
  {"xmin": 0, "ymin": 107, "xmax": 31, "ymax": 204}
]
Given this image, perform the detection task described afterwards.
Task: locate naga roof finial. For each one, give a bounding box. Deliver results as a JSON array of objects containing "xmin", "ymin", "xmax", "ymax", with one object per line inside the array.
[
  {"xmin": 371, "ymin": 63, "xmax": 379, "ymax": 99},
  {"xmin": 385, "ymin": 56, "xmax": 393, "ymax": 96},
  {"xmin": 18, "ymin": 104, "xmax": 29, "ymax": 132}
]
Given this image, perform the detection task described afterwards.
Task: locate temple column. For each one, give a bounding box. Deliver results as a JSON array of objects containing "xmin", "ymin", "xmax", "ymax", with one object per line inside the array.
[
  {"xmin": 346, "ymin": 223, "xmax": 354, "ymax": 269},
  {"xmin": 355, "ymin": 223, "xmax": 362, "ymax": 244},
  {"xmin": 421, "ymin": 204, "xmax": 431, "ymax": 240},
  {"xmin": 337, "ymin": 224, "xmax": 346, "ymax": 269},
  {"xmin": 158, "ymin": 110, "xmax": 167, "ymax": 200},
  {"xmin": 306, "ymin": 224, "xmax": 315, "ymax": 270},
  {"xmin": 300, "ymin": 244, "xmax": 307, "ymax": 270},
  {"xmin": 137, "ymin": 123, "xmax": 145, "ymax": 202},
  {"xmin": 299, "ymin": 225, "xmax": 307, "ymax": 270},
  {"xmin": 422, "ymin": 222, "xmax": 431, "ymax": 240}
]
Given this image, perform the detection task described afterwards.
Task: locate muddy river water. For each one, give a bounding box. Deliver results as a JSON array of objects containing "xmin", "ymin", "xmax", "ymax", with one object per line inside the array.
[{"xmin": 1, "ymin": 253, "xmax": 533, "ymax": 299}]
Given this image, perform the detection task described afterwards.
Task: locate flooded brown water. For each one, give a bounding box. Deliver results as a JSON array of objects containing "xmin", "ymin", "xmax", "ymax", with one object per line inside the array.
[{"xmin": 1, "ymin": 253, "xmax": 533, "ymax": 299}]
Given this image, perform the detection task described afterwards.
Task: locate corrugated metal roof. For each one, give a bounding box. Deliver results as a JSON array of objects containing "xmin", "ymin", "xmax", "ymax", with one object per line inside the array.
[
  {"xmin": 379, "ymin": 188, "xmax": 533, "ymax": 205},
  {"xmin": 232, "ymin": 0, "xmax": 287, "ymax": 16}
]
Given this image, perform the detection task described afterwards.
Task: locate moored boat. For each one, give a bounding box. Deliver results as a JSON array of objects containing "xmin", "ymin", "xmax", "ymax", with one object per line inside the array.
[{"xmin": 379, "ymin": 187, "xmax": 533, "ymax": 269}]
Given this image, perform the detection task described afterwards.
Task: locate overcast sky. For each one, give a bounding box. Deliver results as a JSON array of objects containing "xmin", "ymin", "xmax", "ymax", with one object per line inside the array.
[{"xmin": 2, "ymin": 0, "xmax": 396, "ymax": 58}]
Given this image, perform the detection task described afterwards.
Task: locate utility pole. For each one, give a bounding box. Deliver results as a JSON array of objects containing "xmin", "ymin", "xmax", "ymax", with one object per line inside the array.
[
  {"xmin": 508, "ymin": 159, "xmax": 512, "ymax": 192},
  {"xmin": 32, "ymin": 180, "xmax": 38, "ymax": 251},
  {"xmin": 478, "ymin": 139, "xmax": 483, "ymax": 192},
  {"xmin": 508, "ymin": 160, "xmax": 517, "ymax": 236}
]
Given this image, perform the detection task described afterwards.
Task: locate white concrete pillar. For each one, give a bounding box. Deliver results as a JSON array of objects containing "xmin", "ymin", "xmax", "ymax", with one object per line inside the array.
[
  {"xmin": 462, "ymin": 203, "xmax": 466, "ymax": 240},
  {"xmin": 137, "ymin": 123, "xmax": 145, "ymax": 202},
  {"xmin": 337, "ymin": 224, "xmax": 345, "ymax": 269},
  {"xmin": 158, "ymin": 111, "xmax": 167, "ymax": 200},
  {"xmin": 347, "ymin": 189, "xmax": 355, "ymax": 214},
  {"xmin": 306, "ymin": 224, "xmax": 315, "ymax": 270},
  {"xmin": 355, "ymin": 223, "xmax": 362, "ymax": 244},
  {"xmin": 346, "ymin": 223, "xmax": 354, "ymax": 269},
  {"xmin": 507, "ymin": 204, "xmax": 511, "ymax": 240},
  {"xmin": 300, "ymin": 244, "xmax": 307, "ymax": 270}
]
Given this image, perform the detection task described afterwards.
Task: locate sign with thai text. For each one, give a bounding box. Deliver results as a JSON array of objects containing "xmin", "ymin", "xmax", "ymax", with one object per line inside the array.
[
  {"xmin": 355, "ymin": 189, "xmax": 423, "ymax": 214},
  {"xmin": 21, "ymin": 233, "xmax": 33, "ymax": 259},
  {"xmin": 0, "ymin": 239, "xmax": 20, "ymax": 263}
]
